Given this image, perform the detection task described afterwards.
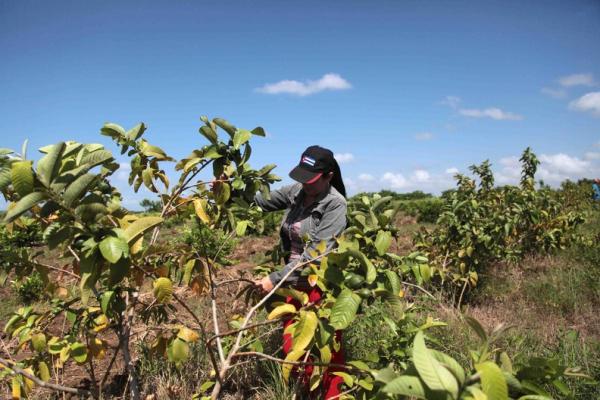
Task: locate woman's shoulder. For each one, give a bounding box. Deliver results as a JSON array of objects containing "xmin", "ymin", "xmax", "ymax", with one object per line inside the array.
[{"xmin": 326, "ymin": 186, "xmax": 347, "ymax": 207}]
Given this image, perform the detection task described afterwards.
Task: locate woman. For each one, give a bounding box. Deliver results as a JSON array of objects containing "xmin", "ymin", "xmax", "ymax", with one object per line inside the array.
[{"xmin": 254, "ymin": 145, "xmax": 347, "ymax": 399}]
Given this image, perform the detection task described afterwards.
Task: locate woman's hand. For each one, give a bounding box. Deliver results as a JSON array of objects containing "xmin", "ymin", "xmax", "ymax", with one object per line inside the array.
[{"xmin": 254, "ymin": 276, "xmax": 274, "ymax": 293}]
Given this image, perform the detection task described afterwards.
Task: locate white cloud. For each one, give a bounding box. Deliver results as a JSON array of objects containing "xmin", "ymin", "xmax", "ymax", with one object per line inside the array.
[
  {"xmin": 412, "ymin": 169, "xmax": 430, "ymax": 182},
  {"xmin": 459, "ymin": 107, "xmax": 523, "ymax": 120},
  {"xmin": 585, "ymin": 152, "xmax": 600, "ymax": 160},
  {"xmin": 334, "ymin": 152, "xmax": 355, "ymax": 163},
  {"xmin": 497, "ymin": 152, "xmax": 594, "ymax": 185},
  {"xmin": 116, "ymin": 162, "xmax": 131, "ymax": 181},
  {"xmin": 445, "ymin": 167, "xmax": 459, "ymax": 174},
  {"xmin": 541, "ymin": 87, "xmax": 567, "ymax": 98},
  {"xmin": 415, "ymin": 132, "xmax": 433, "ymax": 141},
  {"xmin": 256, "ymin": 73, "xmax": 352, "ymax": 96},
  {"xmin": 381, "ymin": 172, "xmax": 408, "ymax": 189},
  {"xmin": 539, "ymin": 153, "xmax": 589, "ymax": 175},
  {"xmin": 569, "ymin": 92, "xmax": 600, "ymax": 117},
  {"xmin": 559, "ymin": 73, "xmax": 595, "ymax": 87},
  {"xmin": 440, "ymin": 96, "xmax": 461, "ymax": 109},
  {"xmin": 358, "ymin": 173, "xmax": 374, "ymax": 182}
]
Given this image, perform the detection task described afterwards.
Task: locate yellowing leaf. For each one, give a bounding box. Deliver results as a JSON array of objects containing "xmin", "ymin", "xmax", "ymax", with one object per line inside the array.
[
  {"xmin": 93, "ymin": 314, "xmax": 109, "ymax": 332},
  {"xmin": 307, "ymin": 274, "xmax": 318, "ymax": 287},
  {"xmin": 123, "ymin": 216, "xmax": 163, "ymax": 244},
  {"xmin": 38, "ymin": 361, "xmax": 51, "ymax": 382},
  {"xmin": 153, "ymin": 277, "xmax": 173, "ymax": 304},
  {"xmin": 89, "ymin": 337, "xmax": 106, "ymax": 359},
  {"xmin": 267, "ymin": 304, "xmax": 297, "ymax": 320},
  {"xmin": 193, "ymin": 199, "xmax": 210, "ymax": 224},
  {"xmin": 282, "ymin": 349, "xmax": 304, "ymax": 382},
  {"xmin": 292, "ymin": 310, "xmax": 318, "ymax": 353},
  {"xmin": 177, "ymin": 327, "xmax": 200, "ymax": 343},
  {"xmin": 12, "ymin": 376, "xmax": 21, "ymax": 400}
]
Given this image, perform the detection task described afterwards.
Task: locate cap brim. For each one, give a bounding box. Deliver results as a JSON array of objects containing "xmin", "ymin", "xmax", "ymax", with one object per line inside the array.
[{"xmin": 289, "ymin": 166, "xmax": 322, "ymax": 184}]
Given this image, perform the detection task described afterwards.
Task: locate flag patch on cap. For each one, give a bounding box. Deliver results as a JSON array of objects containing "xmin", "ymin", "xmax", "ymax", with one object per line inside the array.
[{"xmin": 301, "ymin": 156, "xmax": 316, "ymax": 166}]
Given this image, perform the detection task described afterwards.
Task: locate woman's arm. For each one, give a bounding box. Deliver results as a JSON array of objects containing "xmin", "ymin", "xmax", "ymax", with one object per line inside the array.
[{"xmin": 254, "ymin": 184, "xmax": 298, "ymax": 212}]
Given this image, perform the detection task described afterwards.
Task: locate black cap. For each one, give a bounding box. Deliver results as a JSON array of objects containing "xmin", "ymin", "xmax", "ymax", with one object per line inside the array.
[{"xmin": 289, "ymin": 145, "xmax": 336, "ymax": 184}]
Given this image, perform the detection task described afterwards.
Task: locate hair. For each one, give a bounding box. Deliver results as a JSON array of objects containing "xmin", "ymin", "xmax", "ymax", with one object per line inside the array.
[{"xmin": 329, "ymin": 158, "xmax": 346, "ymax": 198}]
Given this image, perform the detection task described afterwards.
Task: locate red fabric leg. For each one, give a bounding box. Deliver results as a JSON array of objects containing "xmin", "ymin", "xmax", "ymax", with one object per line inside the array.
[{"xmin": 280, "ymin": 287, "xmax": 346, "ymax": 399}]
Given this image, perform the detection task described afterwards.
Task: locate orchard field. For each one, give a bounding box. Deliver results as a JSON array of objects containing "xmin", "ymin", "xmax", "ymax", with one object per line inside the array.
[{"xmin": 0, "ymin": 118, "xmax": 598, "ymax": 400}]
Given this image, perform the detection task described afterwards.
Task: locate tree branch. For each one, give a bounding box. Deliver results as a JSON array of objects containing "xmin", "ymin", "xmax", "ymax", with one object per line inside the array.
[{"xmin": 0, "ymin": 357, "xmax": 92, "ymax": 396}]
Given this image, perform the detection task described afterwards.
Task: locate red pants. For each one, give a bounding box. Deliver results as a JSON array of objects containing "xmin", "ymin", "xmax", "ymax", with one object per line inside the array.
[{"xmin": 282, "ymin": 287, "xmax": 344, "ymax": 399}]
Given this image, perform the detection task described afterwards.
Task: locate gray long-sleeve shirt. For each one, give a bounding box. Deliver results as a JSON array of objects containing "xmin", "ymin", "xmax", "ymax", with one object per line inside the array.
[{"xmin": 254, "ymin": 183, "xmax": 347, "ymax": 287}]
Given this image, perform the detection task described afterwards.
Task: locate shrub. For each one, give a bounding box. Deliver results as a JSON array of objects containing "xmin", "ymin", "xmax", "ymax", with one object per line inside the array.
[
  {"xmin": 13, "ymin": 271, "xmax": 45, "ymax": 303},
  {"xmin": 182, "ymin": 219, "xmax": 236, "ymax": 265}
]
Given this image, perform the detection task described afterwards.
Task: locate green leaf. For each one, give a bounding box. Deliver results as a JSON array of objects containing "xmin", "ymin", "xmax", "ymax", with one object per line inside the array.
[
  {"xmin": 213, "ymin": 118, "xmax": 236, "ymax": 137},
  {"xmin": 383, "ymin": 375, "xmax": 427, "ymax": 398},
  {"xmin": 153, "ymin": 277, "xmax": 173, "ymax": 304},
  {"xmin": 168, "ymin": 338, "xmax": 189, "ymax": 365},
  {"xmin": 347, "ymin": 249, "xmax": 376, "ymax": 283},
  {"xmin": 100, "ymin": 123, "xmax": 126, "ymax": 139},
  {"xmin": 413, "ymin": 331, "xmax": 459, "ymax": 397},
  {"xmin": 475, "ymin": 361, "xmax": 509, "ymax": 400},
  {"xmin": 199, "ymin": 126, "xmax": 218, "ymax": 144},
  {"xmin": 126, "ymin": 123, "xmax": 146, "ymax": 141},
  {"xmin": 99, "ymin": 236, "xmax": 129, "ymax": 264},
  {"xmin": 257, "ymin": 164, "xmax": 276, "ymax": 176},
  {"xmin": 466, "ymin": 386, "xmax": 488, "ymax": 400},
  {"xmin": 31, "ymin": 332, "xmax": 47, "ymax": 352},
  {"xmin": 430, "ymin": 349, "xmax": 466, "ymax": 385},
  {"xmin": 11, "ymin": 160, "xmax": 33, "ymax": 196},
  {"xmin": 251, "ymin": 126, "xmax": 266, "ymax": 137},
  {"xmin": 0, "ymin": 167, "xmax": 12, "ymax": 192},
  {"xmin": 100, "ymin": 291, "xmax": 115, "ymax": 315},
  {"xmin": 123, "ymin": 216, "xmax": 163, "ymax": 244},
  {"xmin": 499, "ymin": 351, "xmax": 513, "ymax": 374},
  {"xmin": 37, "ymin": 142, "xmax": 66, "ymax": 187},
  {"xmin": 109, "ymin": 258, "xmax": 130, "ymax": 285},
  {"xmin": 214, "ymin": 182, "xmax": 231, "ymax": 205},
  {"xmin": 4, "ymin": 192, "xmax": 46, "ymax": 222},
  {"xmin": 330, "ymin": 289, "xmax": 361, "ymax": 330},
  {"xmin": 275, "ymin": 288, "xmax": 309, "ymax": 305},
  {"xmin": 465, "ymin": 316, "xmax": 488, "ymax": 342},
  {"xmin": 80, "ymin": 149, "xmax": 114, "ymax": 170},
  {"xmin": 292, "ymin": 310, "xmax": 318, "ymax": 352},
  {"xmin": 384, "ymin": 270, "xmax": 401, "ymax": 295},
  {"xmin": 235, "ymin": 220, "xmax": 249, "ymax": 236},
  {"xmin": 63, "ymin": 173, "xmax": 97, "ymax": 207},
  {"xmin": 70, "ymin": 342, "xmax": 88, "ymax": 363},
  {"xmin": 374, "ymin": 230, "xmax": 392, "ymax": 256},
  {"xmin": 233, "ymin": 129, "xmax": 251, "ymax": 149}
]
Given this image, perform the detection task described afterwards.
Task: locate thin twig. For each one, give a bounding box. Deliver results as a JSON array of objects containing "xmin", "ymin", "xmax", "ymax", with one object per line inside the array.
[
  {"xmin": 215, "ymin": 277, "xmax": 256, "ymax": 287},
  {"xmin": 0, "ymin": 357, "xmax": 92, "ymax": 396},
  {"xmin": 34, "ymin": 261, "xmax": 80, "ymax": 279},
  {"xmin": 207, "ymin": 317, "xmax": 282, "ymax": 345},
  {"xmin": 401, "ymin": 281, "xmax": 436, "ymax": 300},
  {"xmin": 0, "ymin": 337, "xmax": 14, "ymax": 361},
  {"xmin": 328, "ymin": 386, "xmax": 358, "ymax": 400}
]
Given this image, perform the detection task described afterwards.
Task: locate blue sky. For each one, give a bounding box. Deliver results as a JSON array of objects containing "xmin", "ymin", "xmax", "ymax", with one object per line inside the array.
[{"xmin": 1, "ymin": 0, "xmax": 599, "ymax": 208}]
